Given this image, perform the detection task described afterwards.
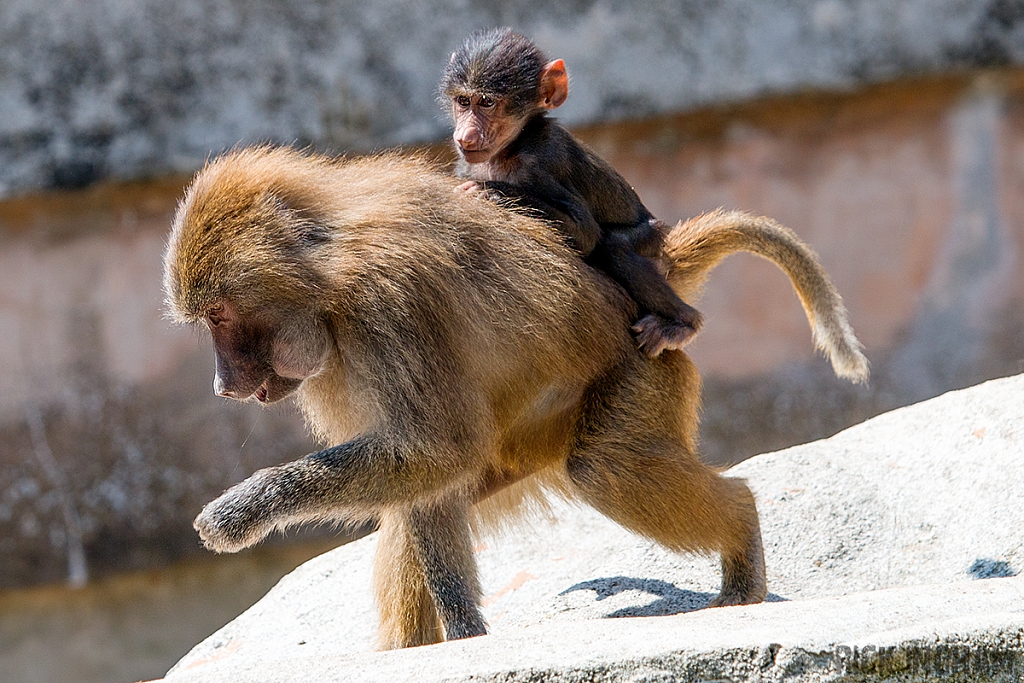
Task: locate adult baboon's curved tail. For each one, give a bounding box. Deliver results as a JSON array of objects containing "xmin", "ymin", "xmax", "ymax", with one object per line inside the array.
[{"xmin": 662, "ymin": 209, "xmax": 869, "ymax": 383}]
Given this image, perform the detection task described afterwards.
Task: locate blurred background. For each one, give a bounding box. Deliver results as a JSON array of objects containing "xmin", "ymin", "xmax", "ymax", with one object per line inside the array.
[{"xmin": 1, "ymin": 1, "xmax": 1022, "ymax": 681}]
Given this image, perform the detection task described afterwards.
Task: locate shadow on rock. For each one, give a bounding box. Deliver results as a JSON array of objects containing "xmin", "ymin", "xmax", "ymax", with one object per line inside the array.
[
  {"xmin": 968, "ymin": 558, "xmax": 1016, "ymax": 579},
  {"xmin": 560, "ymin": 575, "xmax": 786, "ymax": 617}
]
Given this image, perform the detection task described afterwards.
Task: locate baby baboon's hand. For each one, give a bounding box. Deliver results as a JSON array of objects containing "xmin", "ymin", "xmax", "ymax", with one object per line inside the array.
[
  {"xmin": 454, "ymin": 180, "xmax": 486, "ymax": 197},
  {"xmin": 632, "ymin": 315, "xmax": 699, "ymax": 357},
  {"xmin": 194, "ymin": 468, "xmax": 279, "ymax": 553}
]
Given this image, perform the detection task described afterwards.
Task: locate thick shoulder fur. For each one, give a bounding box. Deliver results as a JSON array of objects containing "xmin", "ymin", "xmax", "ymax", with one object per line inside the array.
[
  {"xmin": 167, "ymin": 147, "xmax": 606, "ymax": 324},
  {"xmin": 164, "ymin": 147, "xmax": 635, "ymax": 450}
]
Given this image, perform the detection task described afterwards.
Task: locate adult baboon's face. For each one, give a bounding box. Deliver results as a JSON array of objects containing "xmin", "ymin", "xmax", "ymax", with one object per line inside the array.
[{"xmin": 203, "ymin": 299, "xmax": 329, "ymax": 404}]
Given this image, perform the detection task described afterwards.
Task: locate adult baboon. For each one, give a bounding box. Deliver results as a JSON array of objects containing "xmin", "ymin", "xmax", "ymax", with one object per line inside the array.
[{"xmin": 163, "ymin": 146, "xmax": 867, "ymax": 649}]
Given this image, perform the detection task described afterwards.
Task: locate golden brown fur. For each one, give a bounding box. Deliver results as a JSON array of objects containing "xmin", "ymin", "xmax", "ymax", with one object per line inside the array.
[
  {"xmin": 163, "ymin": 146, "xmax": 866, "ymax": 649},
  {"xmin": 662, "ymin": 209, "xmax": 869, "ymax": 382}
]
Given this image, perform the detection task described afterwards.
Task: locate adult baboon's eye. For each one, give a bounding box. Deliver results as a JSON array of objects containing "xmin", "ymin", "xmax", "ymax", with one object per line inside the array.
[
  {"xmin": 478, "ymin": 95, "xmax": 495, "ymax": 108},
  {"xmin": 456, "ymin": 95, "xmax": 471, "ymax": 108}
]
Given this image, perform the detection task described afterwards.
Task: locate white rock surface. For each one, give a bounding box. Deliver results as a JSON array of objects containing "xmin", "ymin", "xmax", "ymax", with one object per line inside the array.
[{"xmin": 163, "ymin": 373, "xmax": 1024, "ymax": 682}]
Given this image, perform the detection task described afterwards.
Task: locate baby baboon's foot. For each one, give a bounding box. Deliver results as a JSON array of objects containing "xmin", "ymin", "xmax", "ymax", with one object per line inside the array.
[
  {"xmin": 454, "ymin": 180, "xmax": 486, "ymax": 197},
  {"xmin": 632, "ymin": 314, "xmax": 699, "ymax": 357}
]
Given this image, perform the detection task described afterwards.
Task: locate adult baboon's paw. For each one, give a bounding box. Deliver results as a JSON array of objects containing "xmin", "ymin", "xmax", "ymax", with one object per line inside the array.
[
  {"xmin": 193, "ymin": 472, "xmax": 276, "ymax": 553},
  {"xmin": 707, "ymin": 588, "xmax": 765, "ymax": 608},
  {"xmin": 708, "ymin": 565, "xmax": 767, "ymax": 608}
]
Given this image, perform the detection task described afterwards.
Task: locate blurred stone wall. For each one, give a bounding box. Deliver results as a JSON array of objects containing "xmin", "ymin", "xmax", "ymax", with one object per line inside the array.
[
  {"xmin": 2, "ymin": 0, "xmax": 1022, "ymax": 197},
  {"xmin": 1, "ymin": 0, "xmax": 1023, "ymax": 589}
]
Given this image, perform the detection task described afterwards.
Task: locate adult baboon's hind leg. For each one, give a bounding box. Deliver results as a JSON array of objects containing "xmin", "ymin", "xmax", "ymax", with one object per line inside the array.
[
  {"xmin": 566, "ymin": 359, "xmax": 766, "ymax": 608},
  {"xmin": 707, "ymin": 477, "xmax": 766, "ymax": 607}
]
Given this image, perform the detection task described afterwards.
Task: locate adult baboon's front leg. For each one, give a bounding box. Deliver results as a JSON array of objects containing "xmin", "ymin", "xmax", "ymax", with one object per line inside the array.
[
  {"xmin": 194, "ymin": 465, "xmax": 289, "ymax": 553},
  {"xmin": 195, "ymin": 433, "xmax": 462, "ymax": 553},
  {"xmin": 407, "ymin": 498, "xmax": 487, "ymax": 641},
  {"xmin": 374, "ymin": 511, "xmax": 445, "ymax": 649}
]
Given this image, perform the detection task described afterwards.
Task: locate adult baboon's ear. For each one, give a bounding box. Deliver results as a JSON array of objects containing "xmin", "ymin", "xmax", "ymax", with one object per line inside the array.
[{"xmin": 273, "ymin": 195, "xmax": 331, "ymax": 247}]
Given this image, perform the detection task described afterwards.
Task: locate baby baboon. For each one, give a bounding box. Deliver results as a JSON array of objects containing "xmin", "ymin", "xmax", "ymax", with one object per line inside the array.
[
  {"xmin": 164, "ymin": 146, "xmax": 868, "ymax": 649},
  {"xmin": 440, "ymin": 28, "xmax": 702, "ymax": 356}
]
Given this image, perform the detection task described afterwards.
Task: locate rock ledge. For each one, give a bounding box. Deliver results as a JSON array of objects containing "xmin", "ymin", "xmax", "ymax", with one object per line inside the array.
[{"xmin": 163, "ymin": 374, "xmax": 1024, "ymax": 682}]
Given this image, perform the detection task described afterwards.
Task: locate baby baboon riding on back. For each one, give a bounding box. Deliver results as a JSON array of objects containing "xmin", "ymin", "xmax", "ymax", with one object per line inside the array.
[{"xmin": 441, "ymin": 28, "xmax": 703, "ymax": 356}]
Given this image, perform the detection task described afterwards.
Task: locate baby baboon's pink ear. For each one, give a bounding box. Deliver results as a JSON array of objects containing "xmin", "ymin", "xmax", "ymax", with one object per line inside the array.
[{"xmin": 539, "ymin": 59, "xmax": 568, "ymax": 109}]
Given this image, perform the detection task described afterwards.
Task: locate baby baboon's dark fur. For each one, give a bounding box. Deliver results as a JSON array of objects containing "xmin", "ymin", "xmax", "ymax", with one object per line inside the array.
[{"xmin": 440, "ymin": 28, "xmax": 703, "ymax": 356}]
